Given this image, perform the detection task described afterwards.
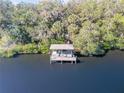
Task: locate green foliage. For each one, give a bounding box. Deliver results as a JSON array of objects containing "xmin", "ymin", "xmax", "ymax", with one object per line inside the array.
[
  {"xmin": 68, "ymin": 14, "xmax": 79, "ymax": 24},
  {"xmin": 50, "ymin": 38, "xmax": 65, "ymax": 44},
  {"xmin": 51, "ymin": 21, "xmax": 64, "ymax": 38},
  {"xmin": 0, "ymin": 0, "xmax": 124, "ymax": 57},
  {"xmin": 116, "ymin": 36, "xmax": 124, "ymax": 50},
  {"xmin": 0, "ymin": 49, "xmax": 16, "ymax": 58},
  {"xmin": 38, "ymin": 39, "xmax": 50, "ymax": 54},
  {"xmin": 21, "ymin": 44, "xmax": 38, "ymax": 54},
  {"xmin": 68, "ymin": 24, "xmax": 79, "ymax": 35}
]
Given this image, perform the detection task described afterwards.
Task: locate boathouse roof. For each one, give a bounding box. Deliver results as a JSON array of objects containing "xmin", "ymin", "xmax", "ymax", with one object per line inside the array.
[{"xmin": 50, "ymin": 44, "xmax": 74, "ymax": 50}]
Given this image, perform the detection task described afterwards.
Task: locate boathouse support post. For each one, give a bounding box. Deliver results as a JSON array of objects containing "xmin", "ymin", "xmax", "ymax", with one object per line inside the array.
[
  {"xmin": 75, "ymin": 61, "xmax": 77, "ymax": 64},
  {"xmin": 61, "ymin": 60, "xmax": 63, "ymax": 64},
  {"xmin": 71, "ymin": 61, "xmax": 73, "ymax": 64},
  {"xmin": 50, "ymin": 60, "xmax": 52, "ymax": 64}
]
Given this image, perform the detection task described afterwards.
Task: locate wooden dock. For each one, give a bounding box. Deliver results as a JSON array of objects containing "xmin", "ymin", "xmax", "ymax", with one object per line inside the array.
[
  {"xmin": 50, "ymin": 56, "xmax": 77, "ymax": 64},
  {"xmin": 50, "ymin": 44, "xmax": 77, "ymax": 64}
]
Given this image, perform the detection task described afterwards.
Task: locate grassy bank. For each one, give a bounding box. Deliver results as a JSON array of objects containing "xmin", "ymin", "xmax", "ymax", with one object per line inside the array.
[
  {"xmin": 0, "ymin": 43, "xmax": 48, "ymax": 58},
  {"xmin": 0, "ymin": 43, "xmax": 123, "ymax": 58},
  {"xmin": 0, "ymin": 38, "xmax": 65, "ymax": 58}
]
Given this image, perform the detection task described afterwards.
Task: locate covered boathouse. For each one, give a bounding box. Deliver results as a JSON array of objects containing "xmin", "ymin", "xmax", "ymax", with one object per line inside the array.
[{"xmin": 50, "ymin": 44, "xmax": 77, "ymax": 64}]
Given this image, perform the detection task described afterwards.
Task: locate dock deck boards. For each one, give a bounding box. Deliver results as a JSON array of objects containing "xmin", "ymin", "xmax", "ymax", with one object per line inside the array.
[
  {"xmin": 51, "ymin": 56, "xmax": 77, "ymax": 61},
  {"xmin": 50, "ymin": 56, "xmax": 77, "ymax": 64}
]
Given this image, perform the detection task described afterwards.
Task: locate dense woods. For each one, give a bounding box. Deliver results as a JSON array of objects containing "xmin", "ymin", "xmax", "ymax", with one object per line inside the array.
[{"xmin": 0, "ymin": 0, "xmax": 124, "ymax": 57}]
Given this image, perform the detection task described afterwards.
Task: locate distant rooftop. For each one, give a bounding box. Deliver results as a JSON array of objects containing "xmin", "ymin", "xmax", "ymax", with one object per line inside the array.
[{"xmin": 50, "ymin": 44, "xmax": 74, "ymax": 50}]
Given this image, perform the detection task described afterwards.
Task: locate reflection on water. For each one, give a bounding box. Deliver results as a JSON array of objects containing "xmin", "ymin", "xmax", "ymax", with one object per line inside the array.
[{"xmin": 0, "ymin": 50, "xmax": 124, "ymax": 93}]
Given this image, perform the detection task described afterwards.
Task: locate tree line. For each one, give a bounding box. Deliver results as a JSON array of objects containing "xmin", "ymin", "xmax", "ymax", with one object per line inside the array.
[{"xmin": 0, "ymin": 0, "xmax": 124, "ymax": 57}]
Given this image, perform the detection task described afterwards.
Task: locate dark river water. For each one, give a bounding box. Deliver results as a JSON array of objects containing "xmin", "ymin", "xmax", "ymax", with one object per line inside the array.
[{"xmin": 0, "ymin": 50, "xmax": 124, "ymax": 93}]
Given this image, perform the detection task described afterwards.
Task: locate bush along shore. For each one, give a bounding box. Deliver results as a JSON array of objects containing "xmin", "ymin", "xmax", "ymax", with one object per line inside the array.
[
  {"xmin": 0, "ymin": 0, "xmax": 124, "ymax": 57},
  {"xmin": 0, "ymin": 39, "xmax": 64, "ymax": 57}
]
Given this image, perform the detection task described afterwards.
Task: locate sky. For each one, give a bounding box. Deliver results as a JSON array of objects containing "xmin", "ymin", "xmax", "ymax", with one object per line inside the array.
[
  {"xmin": 10, "ymin": 0, "xmax": 69, "ymax": 4},
  {"xmin": 10, "ymin": 0, "xmax": 40, "ymax": 4}
]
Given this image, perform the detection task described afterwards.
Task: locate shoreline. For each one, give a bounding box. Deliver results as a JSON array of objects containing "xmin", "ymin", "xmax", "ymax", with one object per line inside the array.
[{"xmin": 0, "ymin": 49, "xmax": 123, "ymax": 58}]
